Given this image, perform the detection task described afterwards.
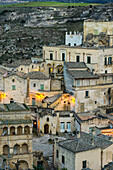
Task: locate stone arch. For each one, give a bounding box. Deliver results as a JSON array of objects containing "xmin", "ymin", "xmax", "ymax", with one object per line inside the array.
[
  {"xmin": 10, "ymin": 126, "xmax": 15, "ymax": 135},
  {"xmin": 24, "ymin": 126, "xmax": 30, "ymax": 135},
  {"xmin": 44, "ymin": 124, "xmax": 49, "ymax": 134},
  {"xmin": 14, "ymin": 144, "xmax": 20, "ymax": 154},
  {"xmin": 55, "ymin": 64, "xmax": 63, "ymax": 74},
  {"xmin": 22, "ymin": 144, "xmax": 28, "ymax": 154},
  {"xmin": 46, "ymin": 63, "xmax": 53, "ymax": 75},
  {"xmin": 3, "ymin": 127, "xmax": 8, "ymax": 136},
  {"xmin": 3, "ymin": 145, "xmax": 9, "ymax": 155},
  {"xmin": 19, "ymin": 160, "xmax": 29, "ymax": 170},
  {"xmin": 17, "ymin": 126, "xmax": 22, "ymax": 135}
]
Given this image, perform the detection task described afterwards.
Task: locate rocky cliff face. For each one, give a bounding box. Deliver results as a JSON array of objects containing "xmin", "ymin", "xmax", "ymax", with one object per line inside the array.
[{"xmin": 0, "ymin": 4, "xmax": 113, "ymax": 63}]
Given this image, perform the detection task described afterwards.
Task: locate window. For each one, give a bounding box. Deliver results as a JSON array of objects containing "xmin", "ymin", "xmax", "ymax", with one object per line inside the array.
[
  {"xmin": 94, "ymin": 29, "xmax": 98, "ymax": 35},
  {"xmin": 104, "ymin": 57, "xmax": 107, "ymax": 65},
  {"xmin": 21, "ymin": 68, "xmax": 23, "ymax": 71},
  {"xmin": 68, "ymin": 43, "xmax": 71, "ymax": 46},
  {"xmin": 40, "ymin": 84, "xmax": 44, "ymax": 90},
  {"xmin": 61, "ymin": 122, "xmax": 65, "ymax": 132},
  {"xmin": 95, "ymin": 101, "xmax": 97, "ymax": 104},
  {"xmin": 85, "ymin": 91, "xmax": 89, "ymax": 97},
  {"xmin": 12, "ymin": 85, "xmax": 16, "ymax": 90},
  {"xmin": 77, "ymin": 80, "xmax": 80, "ymax": 87},
  {"xmin": 62, "ymin": 155, "xmax": 65, "ymax": 164},
  {"xmin": 74, "ymin": 43, "xmax": 76, "ymax": 46},
  {"xmin": 50, "ymin": 53, "xmax": 53, "ymax": 60},
  {"xmin": 87, "ymin": 56, "xmax": 91, "ymax": 64},
  {"xmin": 33, "ymin": 83, "xmax": 36, "ymax": 87},
  {"xmin": 12, "ymin": 79, "xmax": 15, "ymax": 83},
  {"xmin": 56, "ymin": 150, "xmax": 59, "ymax": 158},
  {"xmin": 82, "ymin": 160, "xmax": 87, "ymax": 168},
  {"xmin": 62, "ymin": 53, "xmax": 65, "ymax": 61},
  {"xmin": 76, "ymin": 55, "xmax": 80, "ymax": 62},
  {"xmin": 108, "ymin": 57, "xmax": 112, "ymax": 65},
  {"xmin": 47, "ymin": 117, "xmax": 49, "ymax": 122},
  {"xmin": 32, "ymin": 65, "xmax": 34, "ymax": 69},
  {"xmin": 105, "ymin": 70, "xmax": 107, "ymax": 74},
  {"xmin": 67, "ymin": 122, "xmax": 71, "ymax": 132}
]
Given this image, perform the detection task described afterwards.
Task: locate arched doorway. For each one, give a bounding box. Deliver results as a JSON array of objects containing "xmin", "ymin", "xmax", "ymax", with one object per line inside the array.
[
  {"xmin": 44, "ymin": 124, "xmax": 49, "ymax": 134},
  {"xmin": 19, "ymin": 160, "xmax": 29, "ymax": 170}
]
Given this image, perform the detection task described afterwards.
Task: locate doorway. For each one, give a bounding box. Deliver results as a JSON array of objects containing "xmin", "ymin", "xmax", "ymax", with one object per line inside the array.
[{"xmin": 44, "ymin": 124, "xmax": 49, "ymax": 134}]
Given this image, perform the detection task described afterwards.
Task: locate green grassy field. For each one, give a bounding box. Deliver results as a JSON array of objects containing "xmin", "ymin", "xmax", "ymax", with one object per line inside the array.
[{"xmin": 2, "ymin": 1, "xmax": 100, "ymax": 7}]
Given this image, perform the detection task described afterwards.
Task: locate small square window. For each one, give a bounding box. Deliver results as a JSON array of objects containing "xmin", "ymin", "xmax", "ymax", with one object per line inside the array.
[
  {"xmin": 40, "ymin": 84, "xmax": 44, "ymax": 90},
  {"xmin": 62, "ymin": 155, "xmax": 65, "ymax": 164},
  {"xmin": 12, "ymin": 85, "xmax": 16, "ymax": 90}
]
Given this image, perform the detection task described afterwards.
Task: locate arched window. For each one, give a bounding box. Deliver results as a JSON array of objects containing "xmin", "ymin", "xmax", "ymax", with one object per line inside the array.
[
  {"xmin": 14, "ymin": 144, "xmax": 20, "ymax": 154},
  {"xmin": 3, "ymin": 145, "xmax": 9, "ymax": 155},
  {"xmin": 76, "ymin": 56, "xmax": 80, "ymax": 62},
  {"xmin": 10, "ymin": 126, "xmax": 15, "ymax": 135},
  {"xmin": 17, "ymin": 126, "xmax": 22, "ymax": 135},
  {"xmin": 24, "ymin": 126, "xmax": 30, "ymax": 135},
  {"xmin": 22, "ymin": 144, "xmax": 28, "ymax": 154},
  {"xmin": 12, "ymin": 79, "xmax": 15, "ymax": 83},
  {"xmin": 47, "ymin": 117, "xmax": 49, "ymax": 122},
  {"xmin": 108, "ymin": 57, "xmax": 112, "ymax": 65},
  {"xmin": 104, "ymin": 57, "xmax": 107, "ymax": 65},
  {"xmin": 33, "ymin": 83, "xmax": 36, "ymax": 87}
]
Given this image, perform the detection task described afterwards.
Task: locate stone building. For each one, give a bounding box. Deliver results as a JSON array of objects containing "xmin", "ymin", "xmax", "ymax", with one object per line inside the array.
[
  {"xmin": 39, "ymin": 110, "xmax": 75, "ymax": 135},
  {"xmin": 64, "ymin": 61, "xmax": 113, "ymax": 113},
  {"xmin": 0, "ymin": 102, "xmax": 33, "ymax": 169},
  {"xmin": 1, "ymin": 59, "xmax": 45, "ymax": 74},
  {"xmin": 65, "ymin": 32, "xmax": 83, "ymax": 46},
  {"xmin": 0, "ymin": 71, "xmax": 62, "ymax": 105},
  {"xmin": 43, "ymin": 45, "xmax": 113, "ymax": 74},
  {"xmin": 54, "ymin": 132, "xmax": 113, "ymax": 170},
  {"xmin": 30, "ymin": 105, "xmax": 75, "ymax": 135}
]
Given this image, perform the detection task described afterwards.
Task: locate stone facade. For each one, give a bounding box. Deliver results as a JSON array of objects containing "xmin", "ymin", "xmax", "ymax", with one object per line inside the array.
[
  {"xmin": 0, "ymin": 102, "xmax": 33, "ymax": 169},
  {"xmin": 54, "ymin": 132, "xmax": 113, "ymax": 170}
]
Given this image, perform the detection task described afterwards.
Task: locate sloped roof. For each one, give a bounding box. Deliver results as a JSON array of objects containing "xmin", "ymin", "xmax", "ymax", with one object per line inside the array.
[
  {"xmin": 58, "ymin": 132, "xmax": 113, "ymax": 153},
  {"xmin": 68, "ymin": 70, "xmax": 98, "ymax": 79},
  {"xmin": 64, "ymin": 62, "xmax": 87, "ymax": 69},
  {"xmin": 0, "ymin": 102, "xmax": 29, "ymax": 112},
  {"xmin": 43, "ymin": 94, "xmax": 62, "ymax": 105},
  {"xmin": 5, "ymin": 71, "xmax": 49, "ymax": 79}
]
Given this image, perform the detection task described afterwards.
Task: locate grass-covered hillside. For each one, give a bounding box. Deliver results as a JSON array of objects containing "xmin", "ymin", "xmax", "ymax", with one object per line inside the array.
[{"xmin": 2, "ymin": 1, "xmax": 100, "ymax": 7}]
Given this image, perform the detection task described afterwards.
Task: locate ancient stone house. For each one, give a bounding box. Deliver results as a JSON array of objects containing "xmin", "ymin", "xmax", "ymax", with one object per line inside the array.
[
  {"xmin": 30, "ymin": 106, "xmax": 75, "ymax": 135},
  {"xmin": 0, "ymin": 102, "xmax": 33, "ymax": 169},
  {"xmin": 54, "ymin": 132, "xmax": 113, "ymax": 170}
]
